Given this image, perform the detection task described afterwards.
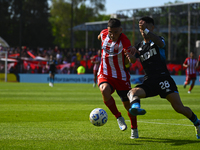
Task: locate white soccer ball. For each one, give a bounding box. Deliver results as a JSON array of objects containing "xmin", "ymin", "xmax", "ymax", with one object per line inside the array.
[{"xmin": 89, "ymin": 108, "xmax": 108, "ymax": 126}]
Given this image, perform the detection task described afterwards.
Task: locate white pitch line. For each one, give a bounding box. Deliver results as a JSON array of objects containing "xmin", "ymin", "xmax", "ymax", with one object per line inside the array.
[{"xmin": 125, "ymin": 120, "xmax": 193, "ymax": 126}]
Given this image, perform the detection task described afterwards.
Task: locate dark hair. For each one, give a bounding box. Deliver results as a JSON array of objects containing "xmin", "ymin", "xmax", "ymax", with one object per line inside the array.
[
  {"xmin": 139, "ymin": 16, "xmax": 154, "ymax": 25},
  {"xmin": 108, "ymin": 18, "xmax": 121, "ymax": 28}
]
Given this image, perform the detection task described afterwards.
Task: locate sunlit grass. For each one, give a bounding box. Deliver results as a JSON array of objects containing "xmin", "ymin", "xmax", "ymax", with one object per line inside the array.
[{"xmin": 0, "ymin": 82, "xmax": 200, "ymax": 150}]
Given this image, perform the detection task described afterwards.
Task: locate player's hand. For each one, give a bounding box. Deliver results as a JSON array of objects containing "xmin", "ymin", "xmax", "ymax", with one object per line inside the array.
[
  {"xmin": 139, "ymin": 20, "xmax": 147, "ymax": 31},
  {"xmin": 125, "ymin": 46, "xmax": 140, "ymax": 56},
  {"xmin": 124, "ymin": 47, "xmax": 139, "ymax": 63}
]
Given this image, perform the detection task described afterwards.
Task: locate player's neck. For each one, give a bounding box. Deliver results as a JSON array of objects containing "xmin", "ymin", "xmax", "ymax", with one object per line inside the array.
[{"xmin": 144, "ymin": 38, "xmax": 150, "ymax": 43}]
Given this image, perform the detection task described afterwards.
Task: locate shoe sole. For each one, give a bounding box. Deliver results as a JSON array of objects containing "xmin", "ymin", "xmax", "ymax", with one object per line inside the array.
[
  {"xmin": 119, "ymin": 125, "xmax": 127, "ymax": 131},
  {"xmin": 130, "ymin": 136, "xmax": 138, "ymax": 139},
  {"xmin": 129, "ymin": 108, "xmax": 146, "ymax": 116}
]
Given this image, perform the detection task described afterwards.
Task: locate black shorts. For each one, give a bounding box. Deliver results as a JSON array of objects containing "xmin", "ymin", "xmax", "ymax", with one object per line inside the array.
[
  {"xmin": 99, "ymin": 82, "xmax": 130, "ymax": 102},
  {"xmin": 136, "ymin": 75, "xmax": 178, "ymax": 98},
  {"xmin": 49, "ymin": 70, "xmax": 56, "ymax": 75}
]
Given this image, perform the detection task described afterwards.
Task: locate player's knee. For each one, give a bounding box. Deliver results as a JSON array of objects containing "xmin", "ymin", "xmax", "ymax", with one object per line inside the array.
[
  {"xmin": 127, "ymin": 90, "xmax": 140, "ymax": 104},
  {"xmin": 99, "ymin": 84, "xmax": 111, "ymax": 96}
]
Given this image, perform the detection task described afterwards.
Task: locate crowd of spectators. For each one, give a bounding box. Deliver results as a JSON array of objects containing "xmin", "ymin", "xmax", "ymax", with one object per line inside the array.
[
  {"xmin": 0, "ymin": 45, "xmax": 189, "ymax": 75},
  {"xmin": 0, "ymin": 46, "xmax": 100, "ymax": 74}
]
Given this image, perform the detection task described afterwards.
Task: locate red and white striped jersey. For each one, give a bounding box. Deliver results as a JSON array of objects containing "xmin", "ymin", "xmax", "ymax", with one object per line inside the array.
[
  {"xmin": 183, "ymin": 57, "xmax": 197, "ymax": 75},
  {"xmin": 97, "ymin": 29, "xmax": 131, "ymax": 81}
]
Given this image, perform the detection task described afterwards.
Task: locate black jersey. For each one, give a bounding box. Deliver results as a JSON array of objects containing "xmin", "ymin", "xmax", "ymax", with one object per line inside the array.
[
  {"xmin": 48, "ymin": 59, "xmax": 57, "ymax": 72},
  {"xmin": 135, "ymin": 37, "xmax": 170, "ymax": 78}
]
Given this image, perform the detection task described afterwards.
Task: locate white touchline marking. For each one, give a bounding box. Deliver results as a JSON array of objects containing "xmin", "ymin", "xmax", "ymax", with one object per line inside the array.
[{"xmin": 125, "ymin": 120, "xmax": 193, "ymax": 126}]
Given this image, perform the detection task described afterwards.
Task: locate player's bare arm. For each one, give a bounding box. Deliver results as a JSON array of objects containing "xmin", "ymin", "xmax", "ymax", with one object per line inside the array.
[
  {"xmin": 183, "ymin": 63, "xmax": 189, "ymax": 68},
  {"xmin": 196, "ymin": 59, "xmax": 200, "ymax": 68},
  {"xmin": 124, "ymin": 47, "xmax": 137, "ymax": 63},
  {"xmin": 139, "ymin": 20, "xmax": 164, "ymax": 48},
  {"xmin": 98, "ymin": 34, "xmax": 101, "ymax": 40}
]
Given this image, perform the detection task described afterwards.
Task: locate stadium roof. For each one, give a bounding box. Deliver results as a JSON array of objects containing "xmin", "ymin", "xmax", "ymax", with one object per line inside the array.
[
  {"xmin": 0, "ymin": 36, "xmax": 9, "ymax": 48},
  {"xmin": 73, "ymin": 2, "xmax": 200, "ymax": 33}
]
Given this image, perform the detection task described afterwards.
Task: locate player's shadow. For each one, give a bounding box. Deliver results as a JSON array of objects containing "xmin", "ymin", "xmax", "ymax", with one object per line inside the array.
[{"xmin": 123, "ymin": 137, "xmax": 199, "ymax": 146}]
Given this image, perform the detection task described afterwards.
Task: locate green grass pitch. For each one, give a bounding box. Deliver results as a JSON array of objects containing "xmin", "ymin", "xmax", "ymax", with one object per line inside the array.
[{"xmin": 0, "ymin": 82, "xmax": 200, "ymax": 150}]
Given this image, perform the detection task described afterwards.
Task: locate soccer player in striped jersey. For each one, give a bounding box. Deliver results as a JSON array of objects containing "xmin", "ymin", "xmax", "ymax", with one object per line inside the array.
[
  {"xmin": 125, "ymin": 16, "xmax": 200, "ymax": 139},
  {"xmin": 91, "ymin": 49, "xmax": 101, "ymax": 87},
  {"xmin": 183, "ymin": 51, "xmax": 198, "ymax": 93},
  {"xmin": 97, "ymin": 18, "xmax": 138, "ymax": 139}
]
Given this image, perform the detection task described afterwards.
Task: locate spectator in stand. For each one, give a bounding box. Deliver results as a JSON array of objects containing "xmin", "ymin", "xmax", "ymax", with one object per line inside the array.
[
  {"xmin": 66, "ymin": 52, "xmax": 72, "ymax": 63},
  {"xmin": 63, "ymin": 49, "xmax": 68, "ymax": 58},
  {"xmin": 183, "ymin": 51, "xmax": 198, "ymax": 93},
  {"xmin": 76, "ymin": 50, "xmax": 82, "ymax": 62},
  {"xmin": 88, "ymin": 48, "xmax": 93, "ymax": 57},
  {"xmin": 42, "ymin": 65, "xmax": 49, "ymax": 74},
  {"xmin": 54, "ymin": 46, "xmax": 59, "ymax": 53},
  {"xmin": 80, "ymin": 48, "xmax": 85, "ymax": 59},
  {"xmin": 83, "ymin": 52, "xmax": 90, "ymax": 61},
  {"xmin": 62, "ymin": 56, "xmax": 68, "ymax": 64},
  {"xmin": 71, "ymin": 52, "xmax": 78, "ymax": 74},
  {"xmin": 72, "ymin": 48, "xmax": 76, "ymax": 54},
  {"xmin": 92, "ymin": 48, "xmax": 96, "ymax": 56},
  {"xmin": 47, "ymin": 47, "xmax": 54, "ymax": 56},
  {"xmin": 71, "ymin": 52, "xmax": 77, "ymax": 63},
  {"xmin": 56, "ymin": 50, "xmax": 62, "ymax": 64},
  {"xmin": 77, "ymin": 65, "xmax": 85, "ymax": 74}
]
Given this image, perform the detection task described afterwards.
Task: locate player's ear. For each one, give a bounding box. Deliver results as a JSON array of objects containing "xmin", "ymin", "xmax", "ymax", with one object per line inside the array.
[
  {"xmin": 152, "ymin": 25, "xmax": 154, "ymax": 31},
  {"xmin": 120, "ymin": 27, "xmax": 122, "ymax": 33},
  {"xmin": 148, "ymin": 24, "xmax": 154, "ymax": 32}
]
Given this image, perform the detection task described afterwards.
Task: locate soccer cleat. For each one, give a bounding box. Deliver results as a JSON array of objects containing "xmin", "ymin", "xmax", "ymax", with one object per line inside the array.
[
  {"xmin": 49, "ymin": 82, "xmax": 53, "ymax": 87},
  {"xmin": 188, "ymin": 91, "xmax": 191, "ymax": 94},
  {"xmin": 183, "ymin": 84, "xmax": 186, "ymax": 88},
  {"xmin": 129, "ymin": 108, "xmax": 146, "ymax": 116},
  {"xmin": 195, "ymin": 121, "xmax": 200, "ymax": 139},
  {"xmin": 129, "ymin": 103, "xmax": 146, "ymax": 116},
  {"xmin": 130, "ymin": 128, "xmax": 139, "ymax": 139},
  {"xmin": 93, "ymin": 83, "xmax": 96, "ymax": 88},
  {"xmin": 117, "ymin": 116, "xmax": 127, "ymax": 131}
]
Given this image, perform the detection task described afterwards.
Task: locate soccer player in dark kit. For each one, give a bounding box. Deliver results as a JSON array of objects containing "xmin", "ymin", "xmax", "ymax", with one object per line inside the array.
[
  {"xmin": 47, "ymin": 55, "xmax": 57, "ymax": 87},
  {"xmin": 124, "ymin": 16, "xmax": 200, "ymax": 139}
]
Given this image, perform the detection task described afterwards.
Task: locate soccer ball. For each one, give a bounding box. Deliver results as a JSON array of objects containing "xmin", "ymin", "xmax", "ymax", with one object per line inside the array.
[{"xmin": 89, "ymin": 108, "xmax": 108, "ymax": 126}]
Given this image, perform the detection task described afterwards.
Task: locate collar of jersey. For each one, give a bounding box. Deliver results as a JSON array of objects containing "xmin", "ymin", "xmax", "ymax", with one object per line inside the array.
[{"xmin": 143, "ymin": 40, "xmax": 152, "ymax": 45}]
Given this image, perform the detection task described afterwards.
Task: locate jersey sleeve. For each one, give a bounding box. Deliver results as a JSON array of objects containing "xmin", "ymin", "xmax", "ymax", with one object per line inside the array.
[
  {"xmin": 100, "ymin": 29, "xmax": 108, "ymax": 42},
  {"xmin": 183, "ymin": 58, "xmax": 188, "ymax": 65},
  {"xmin": 159, "ymin": 36, "xmax": 166, "ymax": 48},
  {"xmin": 121, "ymin": 33, "xmax": 131, "ymax": 49},
  {"xmin": 134, "ymin": 42, "xmax": 141, "ymax": 58}
]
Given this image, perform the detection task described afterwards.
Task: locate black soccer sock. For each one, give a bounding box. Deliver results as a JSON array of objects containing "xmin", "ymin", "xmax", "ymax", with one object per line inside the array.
[{"xmin": 189, "ymin": 112, "xmax": 199, "ymax": 126}]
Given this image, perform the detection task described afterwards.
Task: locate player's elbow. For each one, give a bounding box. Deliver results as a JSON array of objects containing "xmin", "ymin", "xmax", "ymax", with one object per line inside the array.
[{"xmin": 98, "ymin": 35, "xmax": 101, "ymax": 40}]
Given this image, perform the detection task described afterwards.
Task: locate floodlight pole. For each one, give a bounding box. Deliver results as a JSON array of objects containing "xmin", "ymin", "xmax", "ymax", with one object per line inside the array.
[
  {"xmin": 70, "ymin": 0, "xmax": 74, "ymax": 49},
  {"xmin": 188, "ymin": 4, "xmax": 191, "ymax": 57},
  {"xmin": 168, "ymin": 6, "xmax": 171, "ymax": 61},
  {"xmin": 86, "ymin": 30, "xmax": 88, "ymax": 49},
  {"xmin": 132, "ymin": 15, "xmax": 135, "ymax": 45}
]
